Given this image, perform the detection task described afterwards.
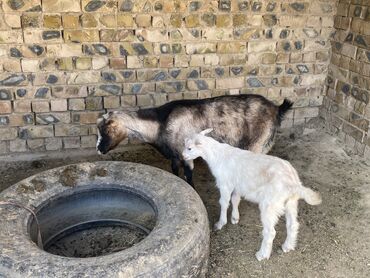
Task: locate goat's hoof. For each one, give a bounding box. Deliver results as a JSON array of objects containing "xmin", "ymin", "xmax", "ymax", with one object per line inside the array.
[
  {"xmin": 255, "ymin": 250, "xmax": 270, "ymax": 261},
  {"xmin": 281, "ymin": 243, "xmax": 295, "ymax": 253},
  {"xmin": 231, "ymin": 217, "xmax": 239, "ymax": 224},
  {"xmin": 213, "ymin": 221, "xmax": 225, "ymax": 231}
]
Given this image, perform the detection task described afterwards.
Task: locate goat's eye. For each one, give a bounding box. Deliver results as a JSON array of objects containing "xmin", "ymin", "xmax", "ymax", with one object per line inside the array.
[{"xmin": 188, "ymin": 147, "xmax": 192, "ymax": 151}]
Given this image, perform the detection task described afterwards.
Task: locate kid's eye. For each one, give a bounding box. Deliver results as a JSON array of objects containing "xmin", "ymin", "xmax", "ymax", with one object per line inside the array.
[{"xmin": 188, "ymin": 147, "xmax": 192, "ymax": 151}]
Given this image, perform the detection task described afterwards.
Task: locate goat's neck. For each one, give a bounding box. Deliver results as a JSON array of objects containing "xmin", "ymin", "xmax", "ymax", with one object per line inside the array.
[
  {"xmin": 119, "ymin": 112, "xmax": 160, "ymax": 143},
  {"xmin": 201, "ymin": 143, "xmax": 225, "ymax": 172}
]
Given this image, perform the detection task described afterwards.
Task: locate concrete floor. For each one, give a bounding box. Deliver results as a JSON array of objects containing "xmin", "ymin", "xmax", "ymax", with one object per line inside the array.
[{"xmin": 1, "ymin": 128, "xmax": 370, "ymax": 277}]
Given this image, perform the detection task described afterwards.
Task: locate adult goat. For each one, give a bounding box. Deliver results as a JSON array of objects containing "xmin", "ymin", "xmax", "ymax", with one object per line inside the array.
[{"xmin": 96, "ymin": 94, "xmax": 293, "ymax": 186}]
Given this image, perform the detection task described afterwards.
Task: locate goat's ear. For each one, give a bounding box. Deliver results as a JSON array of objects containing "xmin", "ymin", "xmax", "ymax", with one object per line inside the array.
[
  {"xmin": 200, "ymin": 128, "xmax": 213, "ymax": 136},
  {"xmin": 97, "ymin": 117, "xmax": 104, "ymax": 125}
]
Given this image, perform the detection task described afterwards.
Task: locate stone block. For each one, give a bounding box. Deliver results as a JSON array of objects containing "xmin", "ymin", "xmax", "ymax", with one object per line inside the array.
[
  {"xmin": 43, "ymin": 0, "xmax": 80, "ymax": 12},
  {"xmin": 0, "ymin": 101, "xmax": 12, "ymax": 114},
  {"xmin": 43, "ymin": 15, "xmax": 61, "ymax": 29},
  {"xmin": 68, "ymin": 98, "xmax": 85, "ymax": 111},
  {"xmin": 63, "ymin": 137, "xmax": 81, "ymax": 149},
  {"xmin": 64, "ymin": 30, "xmax": 100, "ymax": 43},
  {"xmin": 10, "ymin": 139, "xmax": 27, "ymax": 153},
  {"xmin": 75, "ymin": 57, "xmax": 92, "ymax": 70},
  {"xmin": 4, "ymin": 14, "xmax": 21, "ymax": 28},
  {"xmin": 81, "ymin": 135, "xmax": 97, "ymax": 148},
  {"xmin": 14, "ymin": 100, "xmax": 31, "ymax": 113},
  {"xmin": 27, "ymin": 138, "xmax": 44, "ymax": 150},
  {"xmin": 51, "ymin": 99, "xmax": 67, "ymax": 112},
  {"xmin": 104, "ymin": 96, "xmax": 120, "ymax": 108},
  {"xmin": 45, "ymin": 137, "xmax": 62, "ymax": 151},
  {"xmin": 32, "ymin": 101, "xmax": 50, "ymax": 113},
  {"xmin": 62, "ymin": 14, "xmax": 80, "ymax": 29},
  {"xmin": 216, "ymin": 77, "xmax": 244, "ymax": 89},
  {"xmin": 0, "ymin": 127, "xmax": 18, "ymax": 140},
  {"xmin": 19, "ymin": 126, "xmax": 54, "ymax": 139}
]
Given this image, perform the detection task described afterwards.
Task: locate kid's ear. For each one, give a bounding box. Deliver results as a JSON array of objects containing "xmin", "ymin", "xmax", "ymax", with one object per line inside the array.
[{"xmin": 200, "ymin": 128, "xmax": 213, "ymax": 136}]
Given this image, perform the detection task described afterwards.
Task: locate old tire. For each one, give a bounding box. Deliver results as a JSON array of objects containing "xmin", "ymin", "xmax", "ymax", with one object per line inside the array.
[{"xmin": 0, "ymin": 162, "xmax": 210, "ymax": 277}]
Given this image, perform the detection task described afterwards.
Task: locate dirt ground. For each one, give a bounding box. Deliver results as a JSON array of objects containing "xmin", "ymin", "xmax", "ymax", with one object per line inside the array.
[{"xmin": 1, "ymin": 128, "xmax": 370, "ymax": 278}]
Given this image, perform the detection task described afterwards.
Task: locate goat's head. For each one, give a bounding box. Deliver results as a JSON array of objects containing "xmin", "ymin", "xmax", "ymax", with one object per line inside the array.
[
  {"xmin": 182, "ymin": 128, "xmax": 213, "ymax": 161},
  {"xmin": 96, "ymin": 112, "xmax": 128, "ymax": 154}
]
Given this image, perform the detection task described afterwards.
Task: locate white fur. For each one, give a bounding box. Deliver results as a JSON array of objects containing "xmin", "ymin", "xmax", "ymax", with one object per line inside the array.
[
  {"xmin": 182, "ymin": 131, "xmax": 322, "ymax": 261},
  {"xmin": 96, "ymin": 129, "xmax": 102, "ymax": 155}
]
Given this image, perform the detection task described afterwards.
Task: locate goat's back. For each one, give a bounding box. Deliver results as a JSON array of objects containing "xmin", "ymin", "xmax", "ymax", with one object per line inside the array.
[{"xmin": 160, "ymin": 95, "xmax": 280, "ymax": 153}]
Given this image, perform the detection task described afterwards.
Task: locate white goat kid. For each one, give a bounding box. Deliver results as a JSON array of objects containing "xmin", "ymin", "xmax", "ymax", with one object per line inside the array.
[{"xmin": 182, "ymin": 129, "xmax": 322, "ymax": 261}]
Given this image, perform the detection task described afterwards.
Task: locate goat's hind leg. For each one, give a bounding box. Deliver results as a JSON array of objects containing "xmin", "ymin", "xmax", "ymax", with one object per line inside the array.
[
  {"xmin": 231, "ymin": 191, "xmax": 241, "ymax": 224},
  {"xmin": 256, "ymin": 203, "xmax": 282, "ymax": 261},
  {"xmin": 282, "ymin": 198, "xmax": 299, "ymax": 253}
]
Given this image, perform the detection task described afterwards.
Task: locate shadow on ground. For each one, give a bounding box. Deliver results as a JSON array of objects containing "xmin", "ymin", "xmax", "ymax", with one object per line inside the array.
[{"xmin": 1, "ymin": 129, "xmax": 369, "ymax": 277}]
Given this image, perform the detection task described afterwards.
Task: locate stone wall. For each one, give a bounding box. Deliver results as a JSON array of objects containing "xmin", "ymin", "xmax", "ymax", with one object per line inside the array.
[
  {"xmin": 0, "ymin": 0, "xmax": 336, "ymax": 155},
  {"xmin": 322, "ymin": 0, "xmax": 370, "ymax": 156}
]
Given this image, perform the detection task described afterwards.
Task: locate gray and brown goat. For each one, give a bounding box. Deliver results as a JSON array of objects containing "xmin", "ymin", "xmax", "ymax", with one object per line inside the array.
[{"xmin": 96, "ymin": 94, "xmax": 293, "ymax": 186}]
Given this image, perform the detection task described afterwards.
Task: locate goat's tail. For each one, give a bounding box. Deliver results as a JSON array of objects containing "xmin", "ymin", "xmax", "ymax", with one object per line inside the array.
[
  {"xmin": 277, "ymin": 99, "xmax": 294, "ymax": 124},
  {"xmin": 299, "ymin": 187, "xmax": 322, "ymax": 206}
]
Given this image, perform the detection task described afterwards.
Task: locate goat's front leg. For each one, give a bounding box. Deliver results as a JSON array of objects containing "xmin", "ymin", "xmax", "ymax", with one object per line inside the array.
[
  {"xmin": 214, "ymin": 187, "xmax": 232, "ymax": 231},
  {"xmin": 231, "ymin": 190, "xmax": 241, "ymax": 224},
  {"xmin": 183, "ymin": 160, "xmax": 194, "ymax": 187},
  {"xmin": 171, "ymin": 158, "xmax": 181, "ymax": 176}
]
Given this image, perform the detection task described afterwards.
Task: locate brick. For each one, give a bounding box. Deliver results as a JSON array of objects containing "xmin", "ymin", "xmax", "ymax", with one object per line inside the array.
[
  {"xmin": 136, "ymin": 14, "xmax": 152, "ymax": 27},
  {"xmin": 117, "ymin": 14, "xmax": 135, "ymax": 27},
  {"xmin": 104, "ymin": 96, "xmax": 120, "ymax": 108},
  {"xmin": 110, "ymin": 58, "xmax": 127, "ymax": 69},
  {"xmin": 62, "ymin": 14, "xmax": 80, "ymax": 29},
  {"xmin": 19, "ymin": 126, "xmax": 54, "ymax": 139},
  {"xmin": 51, "ymin": 99, "xmax": 67, "ymax": 112},
  {"xmin": 69, "ymin": 98, "xmax": 85, "ymax": 111},
  {"xmin": 43, "ymin": 15, "xmax": 61, "ymax": 29},
  {"xmin": 216, "ymin": 77, "xmax": 244, "ymax": 89},
  {"xmin": 52, "ymin": 86, "xmax": 88, "ymax": 98},
  {"xmin": 2, "ymin": 59, "xmax": 21, "ymax": 72},
  {"xmin": 43, "ymin": 0, "xmax": 81, "ymax": 12},
  {"xmin": 0, "ymin": 102, "xmax": 12, "ymax": 114},
  {"xmin": 63, "ymin": 137, "xmax": 81, "ymax": 149},
  {"xmin": 81, "ymin": 135, "xmax": 97, "ymax": 148},
  {"xmin": 74, "ymin": 111, "xmax": 101, "ymax": 124},
  {"xmin": 27, "ymin": 139, "xmax": 44, "ymax": 150},
  {"xmin": 294, "ymin": 107, "xmax": 320, "ymax": 119},
  {"xmin": 248, "ymin": 41, "xmax": 276, "ymax": 53},
  {"xmin": 136, "ymin": 94, "xmax": 153, "ymax": 107},
  {"xmin": 4, "ymin": 14, "xmax": 21, "ymax": 28},
  {"xmin": 92, "ymin": 57, "xmax": 109, "ymax": 70},
  {"xmin": 100, "ymin": 15, "xmax": 116, "ymax": 28},
  {"xmin": 64, "ymin": 30, "xmax": 100, "ymax": 43},
  {"xmin": 0, "ymin": 127, "xmax": 18, "ymax": 140},
  {"xmin": 75, "ymin": 57, "xmax": 92, "ymax": 70},
  {"xmin": 32, "ymin": 101, "xmax": 50, "ymax": 113},
  {"xmin": 81, "ymin": 14, "xmax": 98, "ymax": 28},
  {"xmin": 55, "ymin": 125, "xmax": 87, "ymax": 137},
  {"xmin": 9, "ymin": 139, "xmax": 27, "ymax": 153},
  {"xmin": 86, "ymin": 97, "xmax": 103, "ymax": 110},
  {"xmin": 45, "ymin": 137, "xmax": 62, "ymax": 151},
  {"xmin": 127, "ymin": 56, "xmax": 142, "ymax": 68},
  {"xmin": 121, "ymin": 95, "xmax": 136, "ymax": 107},
  {"xmin": 0, "ymin": 141, "xmax": 7, "ymax": 154},
  {"xmin": 14, "ymin": 100, "xmax": 31, "ymax": 113}
]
